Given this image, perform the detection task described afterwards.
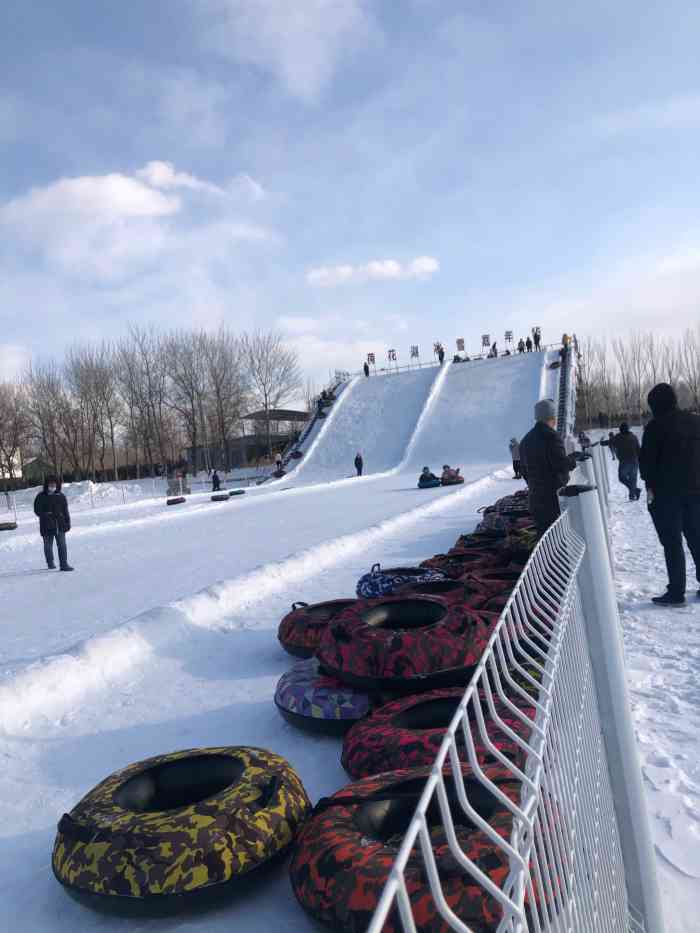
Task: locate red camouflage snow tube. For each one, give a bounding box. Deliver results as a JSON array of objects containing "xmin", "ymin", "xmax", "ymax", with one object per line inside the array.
[
  {"xmin": 278, "ymin": 599, "xmax": 359, "ymax": 659},
  {"xmin": 289, "ymin": 765, "xmax": 520, "ymax": 933},
  {"xmin": 392, "ymin": 576, "xmax": 491, "ymax": 608},
  {"xmin": 316, "ymin": 596, "xmax": 500, "ymax": 691},
  {"xmin": 341, "ymin": 687, "xmax": 535, "ymax": 779}
]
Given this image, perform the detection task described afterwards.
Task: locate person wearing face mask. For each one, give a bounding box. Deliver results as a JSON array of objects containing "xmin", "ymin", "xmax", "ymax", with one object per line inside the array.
[{"xmin": 33, "ymin": 474, "xmax": 73, "ymax": 571}]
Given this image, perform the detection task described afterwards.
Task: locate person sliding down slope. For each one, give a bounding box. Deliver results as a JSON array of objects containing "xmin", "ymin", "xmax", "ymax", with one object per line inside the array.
[
  {"xmin": 417, "ymin": 467, "xmax": 440, "ymax": 489},
  {"xmin": 440, "ymin": 465, "xmax": 464, "ymax": 486}
]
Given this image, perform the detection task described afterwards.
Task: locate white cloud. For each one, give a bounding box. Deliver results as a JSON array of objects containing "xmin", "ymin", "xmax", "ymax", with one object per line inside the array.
[
  {"xmin": 277, "ymin": 315, "xmax": 320, "ymax": 333},
  {"xmin": 0, "ymin": 164, "xmax": 275, "ymax": 284},
  {"xmin": 200, "ymin": 0, "xmax": 377, "ymax": 103},
  {"xmin": 0, "ymin": 344, "xmax": 30, "ymax": 381},
  {"xmin": 594, "ymin": 94, "xmax": 700, "ymax": 136},
  {"xmin": 307, "ymin": 256, "xmax": 440, "ymax": 287}
]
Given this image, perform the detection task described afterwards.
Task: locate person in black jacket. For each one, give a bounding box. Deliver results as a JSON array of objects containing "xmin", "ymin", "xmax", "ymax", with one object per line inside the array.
[
  {"xmin": 612, "ymin": 423, "xmax": 641, "ymax": 500},
  {"xmin": 639, "ymin": 383, "xmax": 700, "ymax": 605},
  {"xmin": 212, "ymin": 469, "xmax": 221, "ymax": 492},
  {"xmin": 33, "ymin": 475, "xmax": 73, "ymax": 571},
  {"xmin": 354, "ymin": 452, "xmax": 363, "ymax": 476},
  {"xmin": 519, "ymin": 399, "xmax": 576, "ymax": 536},
  {"xmin": 363, "ymin": 361, "xmax": 370, "ymax": 378}
]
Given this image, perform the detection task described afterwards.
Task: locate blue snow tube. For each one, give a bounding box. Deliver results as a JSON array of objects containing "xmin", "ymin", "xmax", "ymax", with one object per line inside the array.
[
  {"xmin": 417, "ymin": 476, "xmax": 441, "ymax": 489},
  {"xmin": 356, "ymin": 563, "xmax": 449, "ymax": 599}
]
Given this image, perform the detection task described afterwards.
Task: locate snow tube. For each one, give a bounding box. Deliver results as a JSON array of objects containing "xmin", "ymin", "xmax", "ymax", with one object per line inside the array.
[
  {"xmin": 356, "ymin": 563, "xmax": 448, "ymax": 599},
  {"xmin": 290, "ymin": 450, "xmax": 303, "ymax": 459},
  {"xmin": 166, "ymin": 496, "xmax": 186, "ymax": 506},
  {"xmin": 341, "ymin": 687, "xmax": 534, "ymax": 779},
  {"xmin": 290, "ymin": 766, "xmax": 520, "ymax": 933},
  {"xmin": 441, "ymin": 475, "xmax": 464, "ymax": 486},
  {"xmin": 228, "ymin": 489, "xmax": 245, "ymax": 497},
  {"xmin": 420, "ymin": 549, "xmax": 503, "ymax": 579},
  {"xmin": 317, "ymin": 597, "xmax": 500, "ymax": 691},
  {"xmin": 211, "ymin": 493, "xmax": 229, "ymax": 502},
  {"xmin": 274, "ymin": 658, "xmax": 375, "ymax": 735},
  {"xmin": 278, "ymin": 599, "xmax": 358, "ymax": 659},
  {"xmin": 417, "ymin": 476, "xmax": 441, "ymax": 489},
  {"xmin": 53, "ymin": 747, "xmax": 310, "ymax": 910},
  {"xmin": 393, "ymin": 577, "xmax": 490, "ymax": 608},
  {"xmin": 0, "ymin": 521, "xmax": 17, "ymax": 531}
]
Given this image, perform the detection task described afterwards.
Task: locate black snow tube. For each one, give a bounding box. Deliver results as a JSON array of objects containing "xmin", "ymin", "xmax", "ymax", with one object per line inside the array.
[
  {"xmin": 0, "ymin": 521, "xmax": 17, "ymax": 531},
  {"xmin": 52, "ymin": 747, "xmax": 310, "ymax": 913},
  {"xmin": 417, "ymin": 477, "xmax": 441, "ymax": 489},
  {"xmin": 211, "ymin": 493, "xmax": 229, "ymax": 502},
  {"xmin": 228, "ymin": 489, "xmax": 246, "ymax": 497},
  {"xmin": 166, "ymin": 497, "xmax": 186, "ymax": 506}
]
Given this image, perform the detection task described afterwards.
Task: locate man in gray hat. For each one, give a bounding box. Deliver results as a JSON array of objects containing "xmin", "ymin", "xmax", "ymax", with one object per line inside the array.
[{"xmin": 519, "ymin": 399, "xmax": 576, "ymax": 536}]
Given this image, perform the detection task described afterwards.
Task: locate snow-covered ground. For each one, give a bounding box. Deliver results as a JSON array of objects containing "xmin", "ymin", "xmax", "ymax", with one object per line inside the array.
[{"xmin": 605, "ymin": 450, "xmax": 700, "ymax": 930}]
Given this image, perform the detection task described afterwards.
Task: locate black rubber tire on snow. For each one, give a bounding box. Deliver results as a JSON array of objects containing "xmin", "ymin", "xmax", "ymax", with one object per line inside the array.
[
  {"xmin": 211, "ymin": 494, "xmax": 229, "ymax": 502},
  {"xmin": 166, "ymin": 497, "xmax": 186, "ymax": 506}
]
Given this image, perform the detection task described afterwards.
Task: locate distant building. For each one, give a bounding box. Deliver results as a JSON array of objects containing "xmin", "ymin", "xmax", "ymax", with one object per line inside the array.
[
  {"xmin": 0, "ymin": 451, "xmax": 23, "ymax": 481},
  {"xmin": 22, "ymin": 457, "xmax": 54, "ymax": 485}
]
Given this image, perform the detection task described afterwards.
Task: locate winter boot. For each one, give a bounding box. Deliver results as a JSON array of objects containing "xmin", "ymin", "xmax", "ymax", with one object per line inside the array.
[
  {"xmin": 651, "ymin": 592, "xmax": 685, "ymax": 607},
  {"xmin": 60, "ymin": 565, "xmax": 74, "ymax": 572},
  {"xmin": 47, "ymin": 562, "xmax": 55, "ymax": 570}
]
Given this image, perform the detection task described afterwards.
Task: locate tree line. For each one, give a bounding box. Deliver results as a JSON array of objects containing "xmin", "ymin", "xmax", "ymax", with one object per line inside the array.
[
  {"xmin": 0, "ymin": 327, "xmax": 302, "ymax": 483},
  {"xmin": 576, "ymin": 328, "xmax": 700, "ymax": 427}
]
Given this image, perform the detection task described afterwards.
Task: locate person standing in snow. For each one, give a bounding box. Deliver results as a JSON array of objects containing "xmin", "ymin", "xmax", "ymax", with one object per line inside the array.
[
  {"xmin": 601, "ymin": 430, "xmax": 617, "ymax": 460},
  {"xmin": 438, "ymin": 347, "xmax": 445, "ymax": 365},
  {"xmin": 33, "ymin": 475, "xmax": 73, "ymax": 571},
  {"xmin": 354, "ymin": 452, "xmax": 363, "ymax": 476},
  {"xmin": 639, "ymin": 383, "xmax": 700, "ymax": 606},
  {"xmin": 509, "ymin": 438, "xmax": 522, "ymax": 478},
  {"xmin": 517, "ymin": 338, "xmax": 525, "ymax": 354},
  {"xmin": 275, "ymin": 452, "xmax": 282, "ymax": 471},
  {"xmin": 533, "ymin": 331, "xmax": 541, "ymax": 351},
  {"xmin": 212, "ymin": 469, "xmax": 221, "ymax": 492},
  {"xmin": 363, "ymin": 361, "xmax": 370, "ymax": 378},
  {"xmin": 611, "ymin": 423, "xmax": 641, "ymax": 500},
  {"xmin": 519, "ymin": 400, "xmax": 576, "ymax": 537},
  {"xmin": 525, "ymin": 336, "xmax": 533, "ymax": 352}
]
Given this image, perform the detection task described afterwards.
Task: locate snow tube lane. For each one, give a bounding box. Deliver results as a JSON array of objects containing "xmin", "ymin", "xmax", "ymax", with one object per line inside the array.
[{"xmin": 52, "ymin": 747, "xmax": 310, "ymax": 908}]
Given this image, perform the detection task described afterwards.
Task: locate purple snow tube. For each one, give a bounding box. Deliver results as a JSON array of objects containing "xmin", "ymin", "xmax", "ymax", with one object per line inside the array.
[{"xmin": 274, "ymin": 659, "xmax": 375, "ymax": 736}]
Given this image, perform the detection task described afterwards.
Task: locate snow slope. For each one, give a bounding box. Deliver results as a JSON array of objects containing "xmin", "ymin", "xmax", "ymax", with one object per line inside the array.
[{"xmin": 291, "ymin": 366, "xmax": 439, "ymax": 482}]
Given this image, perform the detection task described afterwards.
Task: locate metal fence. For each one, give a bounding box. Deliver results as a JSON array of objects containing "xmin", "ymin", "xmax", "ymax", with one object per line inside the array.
[{"xmin": 367, "ymin": 460, "xmax": 664, "ymax": 932}]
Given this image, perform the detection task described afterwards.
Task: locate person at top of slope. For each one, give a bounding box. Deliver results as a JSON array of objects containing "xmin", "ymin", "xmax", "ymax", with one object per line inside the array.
[
  {"xmin": 517, "ymin": 338, "xmax": 525, "ymax": 354},
  {"xmin": 509, "ymin": 437, "xmax": 522, "ymax": 479},
  {"xmin": 417, "ymin": 466, "xmax": 441, "ymax": 489},
  {"xmin": 525, "ymin": 336, "xmax": 533, "ymax": 352},
  {"xmin": 354, "ymin": 452, "xmax": 363, "ymax": 476},
  {"xmin": 440, "ymin": 465, "xmax": 464, "ymax": 486},
  {"xmin": 33, "ymin": 475, "xmax": 74, "ymax": 571},
  {"xmin": 639, "ymin": 382, "xmax": 700, "ymax": 606},
  {"xmin": 519, "ymin": 399, "xmax": 576, "ymax": 537}
]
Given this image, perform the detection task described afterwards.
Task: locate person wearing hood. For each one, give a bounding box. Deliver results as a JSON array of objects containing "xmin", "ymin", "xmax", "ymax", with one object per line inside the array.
[
  {"xmin": 354, "ymin": 452, "xmax": 363, "ymax": 476},
  {"xmin": 640, "ymin": 383, "xmax": 700, "ymax": 606},
  {"xmin": 519, "ymin": 399, "xmax": 576, "ymax": 536},
  {"xmin": 33, "ymin": 475, "xmax": 73, "ymax": 571},
  {"xmin": 508, "ymin": 437, "xmax": 521, "ymax": 478},
  {"xmin": 611, "ymin": 423, "xmax": 641, "ymax": 500},
  {"xmin": 418, "ymin": 466, "xmax": 440, "ymax": 489}
]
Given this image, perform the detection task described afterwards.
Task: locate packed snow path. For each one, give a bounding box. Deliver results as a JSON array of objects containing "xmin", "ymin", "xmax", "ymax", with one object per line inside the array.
[{"xmin": 608, "ymin": 453, "xmax": 700, "ymax": 930}]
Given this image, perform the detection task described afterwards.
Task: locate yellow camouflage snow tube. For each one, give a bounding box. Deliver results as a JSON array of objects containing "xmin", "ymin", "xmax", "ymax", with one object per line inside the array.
[{"xmin": 52, "ymin": 746, "xmax": 311, "ymax": 903}]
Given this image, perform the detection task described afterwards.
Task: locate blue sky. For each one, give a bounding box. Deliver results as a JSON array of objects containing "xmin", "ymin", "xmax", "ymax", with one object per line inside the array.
[{"xmin": 2, "ymin": 0, "xmax": 700, "ymax": 383}]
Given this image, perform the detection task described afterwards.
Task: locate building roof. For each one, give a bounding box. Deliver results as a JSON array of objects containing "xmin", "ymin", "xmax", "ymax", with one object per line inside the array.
[{"xmin": 241, "ymin": 409, "xmax": 309, "ymax": 422}]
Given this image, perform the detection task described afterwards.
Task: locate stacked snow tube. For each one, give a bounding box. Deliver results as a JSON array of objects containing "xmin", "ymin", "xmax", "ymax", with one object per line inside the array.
[
  {"xmin": 316, "ymin": 597, "xmax": 499, "ymax": 691},
  {"xmin": 274, "ymin": 658, "xmax": 378, "ymax": 735},
  {"xmin": 290, "ymin": 766, "xmax": 520, "ymax": 933},
  {"xmin": 278, "ymin": 599, "xmax": 358, "ymax": 659},
  {"xmin": 341, "ymin": 688, "xmax": 535, "ymax": 779},
  {"xmin": 355, "ymin": 563, "xmax": 448, "ymax": 599},
  {"xmin": 53, "ymin": 747, "xmax": 310, "ymax": 910}
]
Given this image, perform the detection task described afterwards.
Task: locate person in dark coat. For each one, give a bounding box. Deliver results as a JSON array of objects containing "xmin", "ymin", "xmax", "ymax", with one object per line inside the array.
[
  {"xmin": 437, "ymin": 347, "xmax": 445, "ymax": 364},
  {"xmin": 508, "ymin": 437, "xmax": 522, "ymax": 478},
  {"xmin": 611, "ymin": 423, "xmax": 641, "ymax": 500},
  {"xmin": 519, "ymin": 399, "xmax": 576, "ymax": 537},
  {"xmin": 533, "ymin": 331, "xmax": 541, "ymax": 351},
  {"xmin": 639, "ymin": 383, "xmax": 700, "ymax": 605},
  {"xmin": 525, "ymin": 336, "xmax": 533, "ymax": 352},
  {"xmin": 212, "ymin": 469, "xmax": 221, "ymax": 492},
  {"xmin": 604, "ymin": 431, "xmax": 617, "ymax": 460},
  {"xmin": 517, "ymin": 338, "xmax": 525, "ymax": 354},
  {"xmin": 33, "ymin": 475, "xmax": 73, "ymax": 571},
  {"xmin": 354, "ymin": 452, "xmax": 363, "ymax": 476},
  {"xmin": 363, "ymin": 361, "xmax": 370, "ymax": 378}
]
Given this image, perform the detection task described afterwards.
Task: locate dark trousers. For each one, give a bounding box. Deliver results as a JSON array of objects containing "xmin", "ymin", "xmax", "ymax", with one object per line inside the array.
[
  {"xmin": 43, "ymin": 531, "xmax": 68, "ymax": 568},
  {"xmin": 355, "ymin": 465, "xmax": 363, "ymax": 476},
  {"xmin": 512, "ymin": 459, "xmax": 522, "ymax": 478},
  {"xmin": 618, "ymin": 460, "xmax": 639, "ymax": 498},
  {"xmin": 649, "ymin": 493, "xmax": 700, "ymax": 597}
]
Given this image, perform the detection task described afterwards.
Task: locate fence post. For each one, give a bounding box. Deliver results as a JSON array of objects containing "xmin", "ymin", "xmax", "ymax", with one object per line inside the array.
[
  {"xmin": 591, "ymin": 444, "xmax": 610, "ymax": 515},
  {"xmin": 577, "ymin": 455, "xmax": 613, "ymax": 567},
  {"xmin": 562, "ymin": 484, "xmax": 665, "ymax": 933}
]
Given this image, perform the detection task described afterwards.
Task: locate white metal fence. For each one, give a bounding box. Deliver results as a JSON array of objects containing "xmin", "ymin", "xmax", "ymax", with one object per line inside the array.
[{"xmin": 367, "ymin": 442, "xmax": 664, "ymax": 931}]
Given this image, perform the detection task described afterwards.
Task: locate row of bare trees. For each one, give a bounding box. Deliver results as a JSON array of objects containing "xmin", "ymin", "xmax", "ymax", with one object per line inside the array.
[
  {"xmin": 0, "ymin": 327, "xmax": 302, "ymax": 482},
  {"xmin": 577, "ymin": 328, "xmax": 700, "ymax": 426}
]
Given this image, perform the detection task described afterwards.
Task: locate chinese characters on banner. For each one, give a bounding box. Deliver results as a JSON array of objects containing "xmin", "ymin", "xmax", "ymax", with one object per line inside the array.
[
  {"xmin": 481, "ymin": 334, "xmax": 490, "ymax": 348},
  {"xmin": 410, "ymin": 345, "xmax": 419, "ymax": 359},
  {"xmin": 456, "ymin": 338, "xmax": 465, "ymax": 352},
  {"xmin": 505, "ymin": 331, "xmax": 513, "ymax": 343},
  {"xmin": 367, "ymin": 352, "xmax": 375, "ymax": 365},
  {"xmin": 388, "ymin": 349, "xmax": 397, "ymax": 362}
]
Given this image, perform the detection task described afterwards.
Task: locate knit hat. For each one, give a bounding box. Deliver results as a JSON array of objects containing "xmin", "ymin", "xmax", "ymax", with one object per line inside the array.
[
  {"xmin": 534, "ymin": 398, "xmax": 556, "ymax": 422},
  {"xmin": 647, "ymin": 383, "xmax": 677, "ymax": 417}
]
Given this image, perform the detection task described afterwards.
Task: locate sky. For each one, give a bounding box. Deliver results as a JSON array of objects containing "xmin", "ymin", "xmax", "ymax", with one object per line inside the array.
[{"xmin": 2, "ymin": 0, "xmax": 700, "ymax": 385}]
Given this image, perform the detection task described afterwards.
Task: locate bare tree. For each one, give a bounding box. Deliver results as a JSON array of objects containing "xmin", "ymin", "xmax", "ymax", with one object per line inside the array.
[
  {"xmin": 679, "ymin": 327, "xmax": 700, "ymax": 411},
  {"xmin": 165, "ymin": 330, "xmax": 209, "ymax": 471},
  {"xmin": 241, "ymin": 331, "xmax": 302, "ymax": 456},
  {"xmin": 203, "ymin": 327, "xmax": 246, "ymax": 471},
  {"xmin": 661, "ymin": 336, "xmax": 681, "ymax": 390},
  {"xmin": 628, "ymin": 333, "xmax": 649, "ymax": 423},
  {"xmin": 642, "ymin": 332, "xmax": 661, "ymax": 389},
  {"xmin": 25, "ymin": 360, "xmax": 65, "ymax": 475},
  {"xmin": 0, "ymin": 382, "xmax": 29, "ymax": 487},
  {"xmin": 576, "ymin": 336, "xmax": 598, "ymax": 426},
  {"xmin": 612, "ymin": 338, "xmax": 633, "ymax": 418}
]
